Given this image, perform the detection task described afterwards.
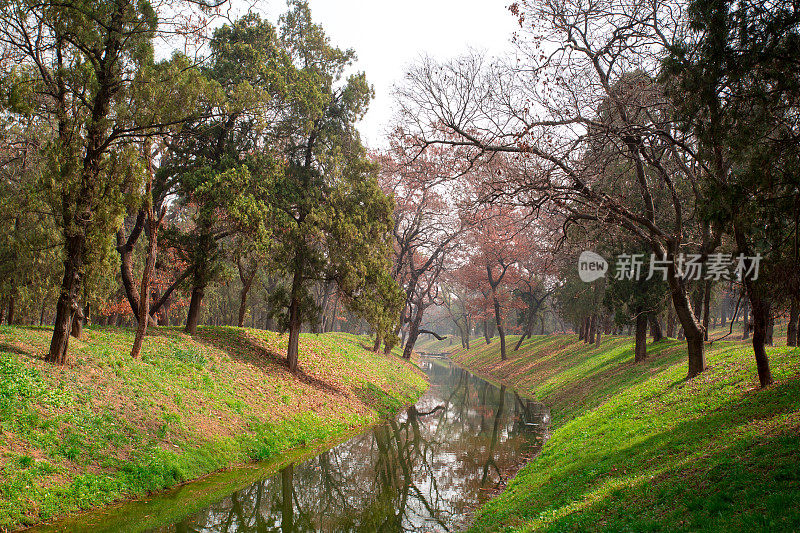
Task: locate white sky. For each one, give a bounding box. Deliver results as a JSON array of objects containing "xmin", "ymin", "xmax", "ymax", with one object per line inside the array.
[{"xmin": 259, "ymin": 1, "xmax": 519, "ymax": 148}]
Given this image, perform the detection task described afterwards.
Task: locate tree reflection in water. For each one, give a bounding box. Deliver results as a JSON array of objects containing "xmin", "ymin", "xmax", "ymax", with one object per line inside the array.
[{"xmin": 154, "ymin": 359, "xmax": 550, "ymax": 532}]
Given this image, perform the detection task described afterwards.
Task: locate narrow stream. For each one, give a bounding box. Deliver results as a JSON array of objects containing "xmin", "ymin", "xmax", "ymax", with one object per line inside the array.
[{"xmin": 34, "ymin": 356, "xmax": 550, "ymax": 532}]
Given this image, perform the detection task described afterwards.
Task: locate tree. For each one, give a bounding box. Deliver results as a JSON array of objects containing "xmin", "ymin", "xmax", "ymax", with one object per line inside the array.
[
  {"xmin": 377, "ymin": 135, "xmax": 467, "ymax": 357},
  {"xmin": 235, "ymin": 249, "xmax": 260, "ymax": 328},
  {"xmin": 157, "ymin": 13, "xmax": 286, "ymax": 336},
  {"xmin": 512, "ymin": 217, "xmax": 560, "ymax": 350},
  {"xmin": 0, "ymin": 0, "xmax": 217, "ymax": 362},
  {"xmin": 664, "ymin": 0, "xmax": 800, "ymax": 386},
  {"xmin": 263, "ymin": 1, "xmax": 393, "ymax": 370},
  {"xmin": 554, "ymin": 255, "xmax": 604, "ymax": 343},
  {"xmin": 130, "ymin": 143, "xmax": 166, "ymax": 359},
  {"xmin": 460, "ymin": 206, "xmax": 528, "ymax": 361},
  {"xmin": 401, "ymin": 254, "xmax": 446, "ymax": 359},
  {"xmin": 604, "ymin": 244, "xmax": 668, "ymax": 362},
  {"xmin": 441, "ymin": 281, "xmax": 474, "ymax": 349},
  {"xmin": 0, "ymin": 118, "xmax": 62, "ymax": 327}
]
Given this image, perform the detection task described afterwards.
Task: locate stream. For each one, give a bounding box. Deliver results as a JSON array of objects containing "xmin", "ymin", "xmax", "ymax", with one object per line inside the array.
[{"xmin": 33, "ymin": 356, "xmax": 550, "ymax": 532}]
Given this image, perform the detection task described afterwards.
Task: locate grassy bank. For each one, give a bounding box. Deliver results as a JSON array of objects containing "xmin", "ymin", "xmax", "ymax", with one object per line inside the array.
[
  {"xmin": 451, "ymin": 334, "xmax": 800, "ymax": 532},
  {"xmin": 0, "ymin": 325, "xmax": 427, "ymax": 531}
]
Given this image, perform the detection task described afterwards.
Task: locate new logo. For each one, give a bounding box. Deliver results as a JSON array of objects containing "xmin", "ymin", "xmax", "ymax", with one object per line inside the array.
[{"xmin": 578, "ymin": 251, "xmax": 608, "ymax": 282}]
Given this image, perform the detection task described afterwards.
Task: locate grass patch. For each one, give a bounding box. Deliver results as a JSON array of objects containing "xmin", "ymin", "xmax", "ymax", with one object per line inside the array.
[
  {"xmin": 451, "ymin": 333, "xmax": 800, "ymax": 532},
  {"xmin": 0, "ymin": 325, "xmax": 427, "ymax": 531}
]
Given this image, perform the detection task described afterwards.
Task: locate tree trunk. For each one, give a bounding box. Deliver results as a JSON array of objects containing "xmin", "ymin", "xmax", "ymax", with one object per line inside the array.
[
  {"xmin": 665, "ymin": 257, "xmax": 705, "ymax": 377},
  {"xmin": 236, "ymin": 258, "xmax": 258, "ymax": 328},
  {"xmin": 70, "ymin": 306, "xmax": 83, "ymax": 338},
  {"xmin": 483, "ymin": 320, "xmax": 491, "ymax": 344},
  {"xmin": 237, "ymin": 289, "xmax": 249, "ymax": 328},
  {"xmin": 490, "ymin": 290, "xmax": 507, "ymax": 361},
  {"xmin": 286, "ymin": 260, "xmax": 304, "ymax": 371},
  {"xmin": 185, "ymin": 285, "xmax": 205, "ymax": 335},
  {"xmin": 115, "ymin": 213, "xmax": 170, "ymax": 327},
  {"xmin": 402, "ymin": 307, "xmax": 423, "ymax": 360},
  {"xmin": 720, "ymin": 294, "xmax": 728, "ymax": 327},
  {"xmin": 595, "ymin": 316, "xmax": 602, "ymax": 346},
  {"xmin": 6, "ymin": 295, "xmax": 14, "ymax": 325},
  {"xmin": 666, "ymin": 305, "xmax": 676, "ymax": 338},
  {"xmin": 329, "ymin": 293, "xmax": 339, "ymax": 334},
  {"xmin": 316, "ymin": 283, "xmax": 333, "ymax": 333},
  {"xmin": 237, "ymin": 278, "xmax": 254, "ymax": 328},
  {"xmin": 788, "ymin": 299, "xmax": 799, "ymax": 347},
  {"xmin": 749, "ymin": 296, "xmax": 774, "ymax": 387},
  {"xmin": 742, "ymin": 299, "xmax": 750, "ymax": 340},
  {"xmin": 588, "ymin": 314, "xmax": 597, "ymax": 344},
  {"xmin": 131, "ymin": 209, "xmax": 160, "ymax": 359},
  {"xmin": 159, "ymin": 297, "xmax": 171, "ymax": 327},
  {"xmin": 388, "ymin": 301, "xmax": 405, "ymax": 354},
  {"xmin": 514, "ymin": 304, "xmax": 536, "ymax": 351},
  {"xmin": 457, "ymin": 323, "xmax": 466, "ymax": 348},
  {"xmin": 649, "ymin": 313, "xmax": 663, "ymax": 342},
  {"xmin": 734, "ymin": 226, "xmax": 773, "ymax": 387},
  {"xmin": 513, "ymin": 331, "xmax": 528, "ymax": 351},
  {"xmin": 765, "ymin": 316, "xmax": 774, "ymax": 347},
  {"xmin": 47, "ymin": 233, "xmax": 85, "ymax": 364},
  {"xmin": 702, "ymin": 280, "xmax": 712, "ymax": 341},
  {"xmin": 373, "ymin": 333, "xmax": 382, "ymax": 352},
  {"xmin": 634, "ymin": 310, "xmax": 648, "ymax": 362},
  {"xmin": 116, "ymin": 211, "xmax": 145, "ymax": 316}
]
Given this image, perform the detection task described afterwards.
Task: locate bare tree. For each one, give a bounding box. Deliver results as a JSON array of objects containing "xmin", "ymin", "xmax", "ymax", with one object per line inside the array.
[
  {"xmin": 377, "ymin": 139, "xmax": 468, "ymax": 356},
  {"xmin": 394, "ymin": 0, "xmax": 717, "ymax": 378}
]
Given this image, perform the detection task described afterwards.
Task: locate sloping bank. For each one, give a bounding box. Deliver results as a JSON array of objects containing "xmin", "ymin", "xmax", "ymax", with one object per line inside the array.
[
  {"xmin": 451, "ymin": 335, "xmax": 800, "ymax": 532},
  {"xmin": 0, "ymin": 326, "xmax": 427, "ymax": 531}
]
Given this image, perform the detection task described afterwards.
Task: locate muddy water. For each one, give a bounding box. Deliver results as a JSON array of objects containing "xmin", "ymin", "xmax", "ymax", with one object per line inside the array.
[{"xmin": 33, "ymin": 357, "xmax": 549, "ymax": 532}]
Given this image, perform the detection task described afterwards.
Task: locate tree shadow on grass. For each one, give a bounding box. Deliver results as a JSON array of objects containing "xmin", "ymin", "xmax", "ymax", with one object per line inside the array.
[
  {"xmin": 508, "ymin": 335, "xmax": 631, "ymax": 378},
  {"xmin": 184, "ymin": 326, "xmax": 347, "ymax": 397},
  {"xmin": 358, "ymin": 342, "xmax": 376, "ymax": 352},
  {"xmin": 353, "ymin": 382, "xmax": 406, "ymax": 418},
  {"xmin": 479, "ymin": 336, "xmax": 649, "ymax": 413},
  {"xmin": 475, "ymin": 371, "xmax": 800, "ymax": 532},
  {"xmin": 541, "ymin": 339, "xmax": 688, "ymax": 421},
  {"xmin": 0, "ymin": 342, "xmax": 31, "ymax": 355}
]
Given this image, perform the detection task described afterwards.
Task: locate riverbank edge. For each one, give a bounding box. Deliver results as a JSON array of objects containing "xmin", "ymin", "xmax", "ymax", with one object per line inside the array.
[
  {"xmin": 0, "ymin": 326, "xmax": 429, "ymax": 531},
  {"xmin": 450, "ymin": 333, "xmax": 800, "ymax": 532},
  {"xmin": 27, "ymin": 395, "xmax": 423, "ymax": 533}
]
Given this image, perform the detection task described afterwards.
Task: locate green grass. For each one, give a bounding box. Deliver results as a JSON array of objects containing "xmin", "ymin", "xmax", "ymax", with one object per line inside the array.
[
  {"xmin": 451, "ymin": 333, "xmax": 800, "ymax": 532},
  {"xmin": 0, "ymin": 325, "xmax": 427, "ymax": 531}
]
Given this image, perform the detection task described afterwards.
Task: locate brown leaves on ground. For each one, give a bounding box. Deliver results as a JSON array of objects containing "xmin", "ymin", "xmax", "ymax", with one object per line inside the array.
[{"xmin": 0, "ymin": 326, "xmax": 425, "ymax": 493}]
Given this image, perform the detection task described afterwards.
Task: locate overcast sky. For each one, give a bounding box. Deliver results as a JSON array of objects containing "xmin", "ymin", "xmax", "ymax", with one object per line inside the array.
[{"xmin": 263, "ymin": 1, "xmax": 519, "ymax": 148}]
